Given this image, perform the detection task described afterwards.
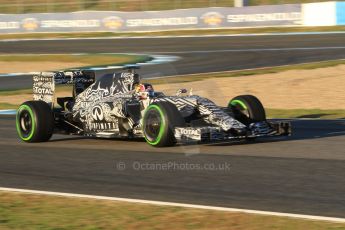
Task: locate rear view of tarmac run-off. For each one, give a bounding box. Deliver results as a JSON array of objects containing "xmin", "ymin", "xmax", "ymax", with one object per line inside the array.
[{"xmin": 0, "ymin": 33, "xmax": 345, "ymax": 218}]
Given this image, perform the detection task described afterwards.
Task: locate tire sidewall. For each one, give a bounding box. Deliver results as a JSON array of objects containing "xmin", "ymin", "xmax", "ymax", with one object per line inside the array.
[
  {"xmin": 229, "ymin": 95, "xmax": 266, "ymax": 125},
  {"xmin": 16, "ymin": 101, "xmax": 54, "ymax": 142},
  {"xmin": 16, "ymin": 104, "xmax": 37, "ymax": 141},
  {"xmin": 143, "ymin": 104, "xmax": 167, "ymax": 146},
  {"xmin": 142, "ymin": 101, "xmax": 185, "ymax": 147}
]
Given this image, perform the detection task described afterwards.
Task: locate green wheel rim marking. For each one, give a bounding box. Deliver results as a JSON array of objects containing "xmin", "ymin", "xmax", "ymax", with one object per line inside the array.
[
  {"xmin": 16, "ymin": 104, "xmax": 35, "ymax": 141},
  {"xmin": 143, "ymin": 105, "xmax": 165, "ymax": 146},
  {"xmin": 229, "ymin": 99, "xmax": 248, "ymax": 110}
]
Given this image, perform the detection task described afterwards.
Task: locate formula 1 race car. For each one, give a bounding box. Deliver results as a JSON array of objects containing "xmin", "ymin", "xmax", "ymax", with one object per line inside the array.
[{"xmin": 16, "ymin": 66, "xmax": 291, "ymax": 147}]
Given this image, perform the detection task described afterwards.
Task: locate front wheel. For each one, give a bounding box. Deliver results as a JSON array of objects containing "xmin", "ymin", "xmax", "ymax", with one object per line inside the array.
[
  {"xmin": 16, "ymin": 101, "xmax": 54, "ymax": 143},
  {"xmin": 228, "ymin": 95, "xmax": 266, "ymax": 126},
  {"xmin": 142, "ymin": 101, "xmax": 185, "ymax": 147}
]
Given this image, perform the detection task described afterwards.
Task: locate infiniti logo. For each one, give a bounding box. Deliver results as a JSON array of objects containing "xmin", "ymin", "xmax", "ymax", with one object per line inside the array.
[{"xmin": 92, "ymin": 106, "xmax": 104, "ymax": 121}]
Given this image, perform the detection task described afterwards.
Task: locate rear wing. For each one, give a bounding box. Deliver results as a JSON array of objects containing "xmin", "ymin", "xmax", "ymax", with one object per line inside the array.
[{"xmin": 33, "ymin": 70, "xmax": 95, "ymax": 104}]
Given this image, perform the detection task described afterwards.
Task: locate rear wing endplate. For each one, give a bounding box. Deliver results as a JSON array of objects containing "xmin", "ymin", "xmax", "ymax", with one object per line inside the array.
[{"xmin": 33, "ymin": 70, "xmax": 95, "ymax": 104}]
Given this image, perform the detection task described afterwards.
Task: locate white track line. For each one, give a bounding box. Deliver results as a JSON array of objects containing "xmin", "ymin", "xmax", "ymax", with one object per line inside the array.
[
  {"xmin": 0, "ymin": 187, "xmax": 344, "ymax": 223},
  {"xmin": 0, "ymin": 73, "xmax": 28, "ymax": 77},
  {"xmin": 0, "ymin": 110, "xmax": 16, "ymax": 115},
  {"xmin": 151, "ymin": 46, "xmax": 345, "ymax": 54}
]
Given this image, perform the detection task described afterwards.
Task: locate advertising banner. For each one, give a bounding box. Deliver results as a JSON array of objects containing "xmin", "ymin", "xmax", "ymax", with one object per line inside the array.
[{"xmin": 0, "ymin": 4, "xmax": 302, "ymax": 34}]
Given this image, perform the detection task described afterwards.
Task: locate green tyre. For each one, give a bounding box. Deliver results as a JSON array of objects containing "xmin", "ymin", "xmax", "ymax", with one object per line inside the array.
[
  {"xmin": 142, "ymin": 101, "xmax": 185, "ymax": 147},
  {"xmin": 16, "ymin": 101, "xmax": 54, "ymax": 143},
  {"xmin": 229, "ymin": 95, "xmax": 266, "ymax": 126}
]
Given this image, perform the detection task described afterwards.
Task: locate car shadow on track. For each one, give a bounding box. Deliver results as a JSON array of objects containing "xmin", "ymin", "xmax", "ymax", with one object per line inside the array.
[
  {"xmin": 48, "ymin": 136, "xmax": 92, "ymax": 142},
  {"xmin": 49, "ymin": 136, "xmax": 147, "ymax": 143},
  {"xmin": 205, "ymin": 119, "xmax": 345, "ymax": 147}
]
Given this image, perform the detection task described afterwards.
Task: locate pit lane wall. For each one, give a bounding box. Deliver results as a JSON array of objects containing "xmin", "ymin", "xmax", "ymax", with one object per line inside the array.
[
  {"xmin": 0, "ymin": 2, "xmax": 343, "ymax": 34},
  {"xmin": 302, "ymin": 1, "xmax": 345, "ymax": 26}
]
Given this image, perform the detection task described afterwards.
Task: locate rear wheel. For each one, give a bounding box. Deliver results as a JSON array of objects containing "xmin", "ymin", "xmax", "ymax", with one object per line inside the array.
[
  {"xmin": 229, "ymin": 95, "xmax": 266, "ymax": 126},
  {"xmin": 16, "ymin": 101, "xmax": 54, "ymax": 142},
  {"xmin": 142, "ymin": 101, "xmax": 185, "ymax": 147}
]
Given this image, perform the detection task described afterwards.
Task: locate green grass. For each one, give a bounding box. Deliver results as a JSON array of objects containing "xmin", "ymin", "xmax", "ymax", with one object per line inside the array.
[
  {"xmin": 0, "ymin": 191, "xmax": 344, "ymax": 230},
  {"xmin": 0, "ymin": 84, "xmax": 74, "ymax": 95},
  {"xmin": 1, "ymin": 26, "xmax": 345, "ymax": 40},
  {"xmin": 0, "ymin": 89, "xmax": 32, "ymax": 96},
  {"xmin": 267, "ymin": 109, "xmax": 345, "ymax": 119},
  {"xmin": 0, "ymin": 0, "xmax": 334, "ymax": 14},
  {"xmin": 0, "ymin": 103, "xmax": 18, "ymax": 110}
]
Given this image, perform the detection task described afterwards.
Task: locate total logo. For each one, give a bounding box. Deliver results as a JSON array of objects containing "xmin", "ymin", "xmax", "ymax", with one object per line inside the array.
[
  {"xmin": 201, "ymin": 12, "xmax": 224, "ymax": 26},
  {"xmin": 103, "ymin": 16, "xmax": 124, "ymax": 30},
  {"xmin": 22, "ymin": 18, "xmax": 39, "ymax": 31},
  {"xmin": 179, "ymin": 129, "xmax": 200, "ymax": 136}
]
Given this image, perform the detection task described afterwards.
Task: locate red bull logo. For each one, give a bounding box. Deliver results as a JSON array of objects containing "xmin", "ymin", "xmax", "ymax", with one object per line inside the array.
[
  {"xmin": 201, "ymin": 12, "xmax": 224, "ymax": 26},
  {"xmin": 103, "ymin": 16, "xmax": 124, "ymax": 30},
  {"xmin": 22, "ymin": 18, "xmax": 39, "ymax": 31}
]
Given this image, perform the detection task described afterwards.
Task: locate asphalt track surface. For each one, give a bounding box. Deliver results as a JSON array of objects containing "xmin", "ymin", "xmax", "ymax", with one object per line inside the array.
[
  {"xmin": 0, "ymin": 116, "xmax": 345, "ymax": 217},
  {"xmin": 1, "ymin": 33, "xmax": 345, "ymax": 89},
  {"xmin": 1, "ymin": 34, "xmax": 345, "ymax": 217}
]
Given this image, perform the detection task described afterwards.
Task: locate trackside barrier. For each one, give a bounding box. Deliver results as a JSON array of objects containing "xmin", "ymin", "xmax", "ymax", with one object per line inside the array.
[
  {"xmin": 302, "ymin": 2, "xmax": 336, "ymax": 26},
  {"xmin": 336, "ymin": 1, "xmax": 345, "ymax": 25},
  {"xmin": 302, "ymin": 1, "xmax": 345, "ymax": 26},
  {"xmin": 0, "ymin": 2, "xmax": 344, "ymax": 34},
  {"xmin": 0, "ymin": 5, "xmax": 302, "ymax": 33}
]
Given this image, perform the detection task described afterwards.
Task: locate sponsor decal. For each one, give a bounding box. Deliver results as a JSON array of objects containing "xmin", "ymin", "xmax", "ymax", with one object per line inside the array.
[
  {"xmin": 0, "ymin": 21, "xmax": 20, "ymax": 30},
  {"xmin": 32, "ymin": 74, "xmax": 54, "ymax": 103},
  {"xmin": 53, "ymin": 71, "xmax": 93, "ymax": 85},
  {"xmin": 0, "ymin": 6, "xmax": 302, "ymax": 33},
  {"xmin": 201, "ymin": 12, "xmax": 224, "ymax": 26},
  {"xmin": 33, "ymin": 87, "xmax": 53, "ymax": 95},
  {"xmin": 126, "ymin": 17, "xmax": 198, "ymax": 27},
  {"xmin": 227, "ymin": 12, "xmax": 301, "ymax": 23},
  {"xmin": 92, "ymin": 105, "xmax": 104, "ymax": 121},
  {"xmin": 40, "ymin": 19, "xmax": 100, "ymax": 28},
  {"xmin": 88, "ymin": 122, "xmax": 117, "ymax": 130},
  {"xmin": 179, "ymin": 129, "xmax": 200, "ymax": 136},
  {"xmin": 22, "ymin": 18, "xmax": 39, "ymax": 31},
  {"xmin": 103, "ymin": 16, "xmax": 124, "ymax": 30}
]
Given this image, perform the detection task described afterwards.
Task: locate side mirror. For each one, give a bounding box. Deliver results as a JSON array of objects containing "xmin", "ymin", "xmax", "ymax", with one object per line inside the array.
[{"xmin": 176, "ymin": 88, "xmax": 187, "ymax": 96}]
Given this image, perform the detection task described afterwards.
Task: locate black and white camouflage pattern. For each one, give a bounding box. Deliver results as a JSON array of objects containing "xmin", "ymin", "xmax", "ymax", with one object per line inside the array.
[
  {"xmin": 72, "ymin": 72, "xmax": 138, "ymax": 133},
  {"xmin": 31, "ymin": 69, "xmax": 290, "ymax": 142},
  {"xmin": 154, "ymin": 95, "xmax": 246, "ymax": 131}
]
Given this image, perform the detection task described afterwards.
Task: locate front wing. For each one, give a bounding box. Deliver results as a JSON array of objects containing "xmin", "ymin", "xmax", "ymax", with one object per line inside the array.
[{"xmin": 174, "ymin": 121, "xmax": 291, "ymax": 143}]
